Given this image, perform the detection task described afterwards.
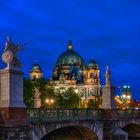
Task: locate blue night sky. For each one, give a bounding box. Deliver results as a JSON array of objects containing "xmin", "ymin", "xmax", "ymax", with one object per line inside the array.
[{"xmin": 0, "ymin": 0, "xmax": 140, "ymax": 99}]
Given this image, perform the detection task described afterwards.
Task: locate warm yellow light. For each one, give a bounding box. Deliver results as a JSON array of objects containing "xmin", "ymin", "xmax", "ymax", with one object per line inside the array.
[
  {"xmin": 122, "ymin": 94, "xmax": 126, "ymax": 99},
  {"xmin": 46, "ymin": 99, "xmax": 49, "ymax": 103},
  {"xmin": 115, "ymin": 95, "xmax": 119, "ymax": 100},
  {"xmin": 127, "ymin": 95, "xmax": 131, "ymax": 99},
  {"xmin": 46, "ymin": 98, "xmax": 54, "ymax": 104},
  {"xmin": 50, "ymin": 99, "xmax": 54, "ymax": 103},
  {"xmin": 127, "ymin": 100, "xmax": 130, "ymax": 103},
  {"xmin": 75, "ymin": 89, "xmax": 78, "ymax": 94}
]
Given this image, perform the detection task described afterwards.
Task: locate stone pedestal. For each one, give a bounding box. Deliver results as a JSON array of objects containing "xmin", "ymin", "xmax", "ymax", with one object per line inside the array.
[
  {"xmin": 102, "ymin": 85, "xmax": 115, "ymax": 109},
  {"xmin": 0, "ymin": 125, "xmax": 31, "ymax": 140},
  {"xmin": 0, "ymin": 107, "xmax": 27, "ymax": 125},
  {"xmin": 0, "ymin": 68, "xmax": 25, "ymax": 107},
  {"xmin": 0, "ymin": 68, "xmax": 27, "ymax": 125}
]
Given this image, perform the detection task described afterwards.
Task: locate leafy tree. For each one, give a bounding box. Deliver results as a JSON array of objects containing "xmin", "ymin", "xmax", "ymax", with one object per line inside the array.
[
  {"xmin": 23, "ymin": 78, "xmax": 49, "ymax": 107},
  {"xmin": 54, "ymin": 87, "xmax": 80, "ymax": 108},
  {"xmin": 41, "ymin": 80, "xmax": 56, "ymax": 108},
  {"xmin": 87, "ymin": 99, "xmax": 95, "ymax": 108},
  {"xmin": 23, "ymin": 78, "xmax": 34, "ymax": 107},
  {"xmin": 24, "ymin": 78, "xmax": 81, "ymax": 108}
]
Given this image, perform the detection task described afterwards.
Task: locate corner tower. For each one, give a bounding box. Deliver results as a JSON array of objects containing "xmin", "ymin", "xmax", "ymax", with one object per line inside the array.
[
  {"xmin": 30, "ymin": 63, "xmax": 43, "ymax": 79},
  {"xmin": 84, "ymin": 57, "xmax": 100, "ymax": 85}
]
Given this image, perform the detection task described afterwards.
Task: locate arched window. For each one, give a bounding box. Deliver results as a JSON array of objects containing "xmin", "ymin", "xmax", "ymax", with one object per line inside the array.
[{"xmin": 90, "ymin": 73, "xmax": 94, "ymax": 78}]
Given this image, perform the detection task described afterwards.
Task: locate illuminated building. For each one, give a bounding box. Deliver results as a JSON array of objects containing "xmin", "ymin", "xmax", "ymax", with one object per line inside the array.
[
  {"xmin": 30, "ymin": 63, "xmax": 43, "ymax": 79},
  {"xmin": 30, "ymin": 40, "xmax": 101, "ymax": 108}
]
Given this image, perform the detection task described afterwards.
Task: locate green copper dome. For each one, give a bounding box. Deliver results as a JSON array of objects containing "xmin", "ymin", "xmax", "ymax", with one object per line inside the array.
[
  {"xmin": 55, "ymin": 40, "xmax": 85, "ymax": 67},
  {"xmin": 88, "ymin": 58, "xmax": 98, "ymax": 69},
  {"xmin": 31, "ymin": 63, "xmax": 42, "ymax": 72}
]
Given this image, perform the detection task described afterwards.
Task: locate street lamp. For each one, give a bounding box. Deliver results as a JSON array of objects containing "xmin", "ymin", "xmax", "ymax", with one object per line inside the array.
[
  {"xmin": 45, "ymin": 98, "xmax": 54, "ymax": 108},
  {"xmin": 75, "ymin": 88, "xmax": 81, "ymax": 108},
  {"xmin": 121, "ymin": 85, "xmax": 132, "ymax": 108},
  {"xmin": 115, "ymin": 95, "xmax": 123, "ymax": 108},
  {"xmin": 75, "ymin": 88, "xmax": 78, "ymax": 94}
]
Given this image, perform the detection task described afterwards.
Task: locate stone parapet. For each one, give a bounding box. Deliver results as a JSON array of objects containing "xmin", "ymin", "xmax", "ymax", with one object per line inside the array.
[
  {"xmin": 0, "ymin": 124, "xmax": 31, "ymax": 140},
  {"xmin": 0, "ymin": 107, "xmax": 27, "ymax": 125}
]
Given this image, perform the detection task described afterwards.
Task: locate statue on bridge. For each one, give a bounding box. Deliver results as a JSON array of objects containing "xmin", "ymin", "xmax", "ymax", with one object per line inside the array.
[
  {"xmin": 2, "ymin": 36, "xmax": 22, "ymax": 68},
  {"xmin": 34, "ymin": 87, "xmax": 41, "ymax": 108},
  {"xmin": 106, "ymin": 66, "xmax": 111, "ymax": 86}
]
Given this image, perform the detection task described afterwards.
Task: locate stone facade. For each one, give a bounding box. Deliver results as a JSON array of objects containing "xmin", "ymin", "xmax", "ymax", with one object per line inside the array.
[{"xmin": 30, "ymin": 41, "xmax": 102, "ymax": 108}]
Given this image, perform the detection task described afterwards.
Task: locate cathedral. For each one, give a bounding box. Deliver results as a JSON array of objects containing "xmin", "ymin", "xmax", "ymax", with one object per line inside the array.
[{"xmin": 30, "ymin": 40, "xmax": 102, "ymax": 107}]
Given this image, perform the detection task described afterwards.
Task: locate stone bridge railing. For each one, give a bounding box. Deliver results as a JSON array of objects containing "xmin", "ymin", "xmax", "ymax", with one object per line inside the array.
[{"xmin": 27, "ymin": 108, "xmax": 140, "ymax": 124}]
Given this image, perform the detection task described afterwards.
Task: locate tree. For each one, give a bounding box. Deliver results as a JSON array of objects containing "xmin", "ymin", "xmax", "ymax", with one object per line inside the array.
[
  {"xmin": 87, "ymin": 99, "xmax": 95, "ymax": 108},
  {"xmin": 23, "ymin": 78, "xmax": 50, "ymax": 108},
  {"xmin": 41, "ymin": 80, "xmax": 56, "ymax": 108},
  {"xmin": 23, "ymin": 78, "xmax": 34, "ymax": 107},
  {"xmin": 24, "ymin": 78, "xmax": 81, "ymax": 108},
  {"xmin": 54, "ymin": 87, "xmax": 80, "ymax": 108}
]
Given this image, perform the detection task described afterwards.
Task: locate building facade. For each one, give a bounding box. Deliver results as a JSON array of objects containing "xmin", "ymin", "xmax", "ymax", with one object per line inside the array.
[
  {"xmin": 30, "ymin": 40, "xmax": 101, "ymax": 107},
  {"xmin": 30, "ymin": 63, "xmax": 43, "ymax": 80}
]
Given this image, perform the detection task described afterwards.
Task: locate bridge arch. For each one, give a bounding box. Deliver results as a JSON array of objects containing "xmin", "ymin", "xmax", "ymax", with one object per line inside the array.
[
  {"xmin": 123, "ymin": 123, "xmax": 140, "ymax": 140},
  {"xmin": 41, "ymin": 126, "xmax": 99, "ymax": 140},
  {"xmin": 31, "ymin": 121, "xmax": 103, "ymax": 140},
  {"xmin": 113, "ymin": 118, "xmax": 140, "ymax": 129}
]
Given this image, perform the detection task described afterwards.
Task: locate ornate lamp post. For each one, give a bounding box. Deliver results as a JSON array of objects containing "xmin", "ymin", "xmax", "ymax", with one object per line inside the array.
[
  {"xmin": 115, "ymin": 85, "xmax": 132, "ymax": 109},
  {"xmin": 115, "ymin": 95, "xmax": 123, "ymax": 108},
  {"xmin": 75, "ymin": 88, "xmax": 81, "ymax": 108},
  {"xmin": 121, "ymin": 85, "xmax": 131, "ymax": 109},
  {"xmin": 45, "ymin": 98, "xmax": 54, "ymax": 108}
]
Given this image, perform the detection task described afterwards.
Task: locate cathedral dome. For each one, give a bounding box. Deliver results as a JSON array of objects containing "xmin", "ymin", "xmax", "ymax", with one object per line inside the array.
[
  {"xmin": 88, "ymin": 58, "xmax": 98, "ymax": 69},
  {"xmin": 31, "ymin": 63, "xmax": 42, "ymax": 72},
  {"xmin": 55, "ymin": 40, "xmax": 85, "ymax": 67}
]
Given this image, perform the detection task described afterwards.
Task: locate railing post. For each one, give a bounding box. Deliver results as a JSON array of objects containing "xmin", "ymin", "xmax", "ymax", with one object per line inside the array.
[
  {"xmin": 73, "ymin": 108, "xmax": 75, "ymax": 120},
  {"xmin": 57, "ymin": 109, "xmax": 60, "ymax": 121},
  {"xmin": 86, "ymin": 108, "xmax": 88, "ymax": 120},
  {"xmin": 38, "ymin": 108, "xmax": 41, "ymax": 123}
]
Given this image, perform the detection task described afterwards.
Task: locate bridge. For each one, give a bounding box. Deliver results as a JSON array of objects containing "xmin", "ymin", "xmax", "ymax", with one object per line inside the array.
[
  {"xmin": 27, "ymin": 108, "xmax": 140, "ymax": 140},
  {"xmin": 0, "ymin": 38, "xmax": 140, "ymax": 140}
]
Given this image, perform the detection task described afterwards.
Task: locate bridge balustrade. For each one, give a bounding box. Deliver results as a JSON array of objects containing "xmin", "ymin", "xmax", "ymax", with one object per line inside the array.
[
  {"xmin": 102, "ymin": 109, "xmax": 140, "ymax": 120},
  {"xmin": 27, "ymin": 109, "xmax": 140, "ymax": 124},
  {"xmin": 27, "ymin": 108, "xmax": 102, "ymax": 124}
]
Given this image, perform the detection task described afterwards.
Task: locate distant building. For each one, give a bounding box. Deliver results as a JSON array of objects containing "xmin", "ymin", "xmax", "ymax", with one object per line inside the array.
[
  {"xmin": 30, "ymin": 63, "xmax": 43, "ymax": 79},
  {"xmin": 30, "ymin": 40, "xmax": 110, "ymax": 108}
]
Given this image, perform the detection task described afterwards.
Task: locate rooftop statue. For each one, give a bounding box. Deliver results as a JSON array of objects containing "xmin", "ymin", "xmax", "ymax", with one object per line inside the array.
[{"xmin": 106, "ymin": 66, "xmax": 111, "ymax": 86}]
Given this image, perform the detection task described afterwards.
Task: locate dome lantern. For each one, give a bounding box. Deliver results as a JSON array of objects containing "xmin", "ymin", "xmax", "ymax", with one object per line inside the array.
[
  {"xmin": 68, "ymin": 40, "xmax": 73, "ymax": 50},
  {"xmin": 31, "ymin": 63, "xmax": 42, "ymax": 72},
  {"xmin": 88, "ymin": 57, "xmax": 99, "ymax": 69}
]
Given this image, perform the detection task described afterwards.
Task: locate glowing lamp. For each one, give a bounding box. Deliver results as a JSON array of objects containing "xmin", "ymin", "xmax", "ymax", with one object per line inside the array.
[{"xmin": 122, "ymin": 94, "xmax": 126, "ymax": 99}]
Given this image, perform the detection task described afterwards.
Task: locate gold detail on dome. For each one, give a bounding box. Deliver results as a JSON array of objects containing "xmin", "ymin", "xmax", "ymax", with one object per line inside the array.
[{"xmin": 68, "ymin": 40, "xmax": 72, "ymax": 50}]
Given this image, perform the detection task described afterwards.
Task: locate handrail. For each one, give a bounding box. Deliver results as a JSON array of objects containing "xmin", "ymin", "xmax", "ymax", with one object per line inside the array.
[{"xmin": 27, "ymin": 108, "xmax": 140, "ymax": 124}]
